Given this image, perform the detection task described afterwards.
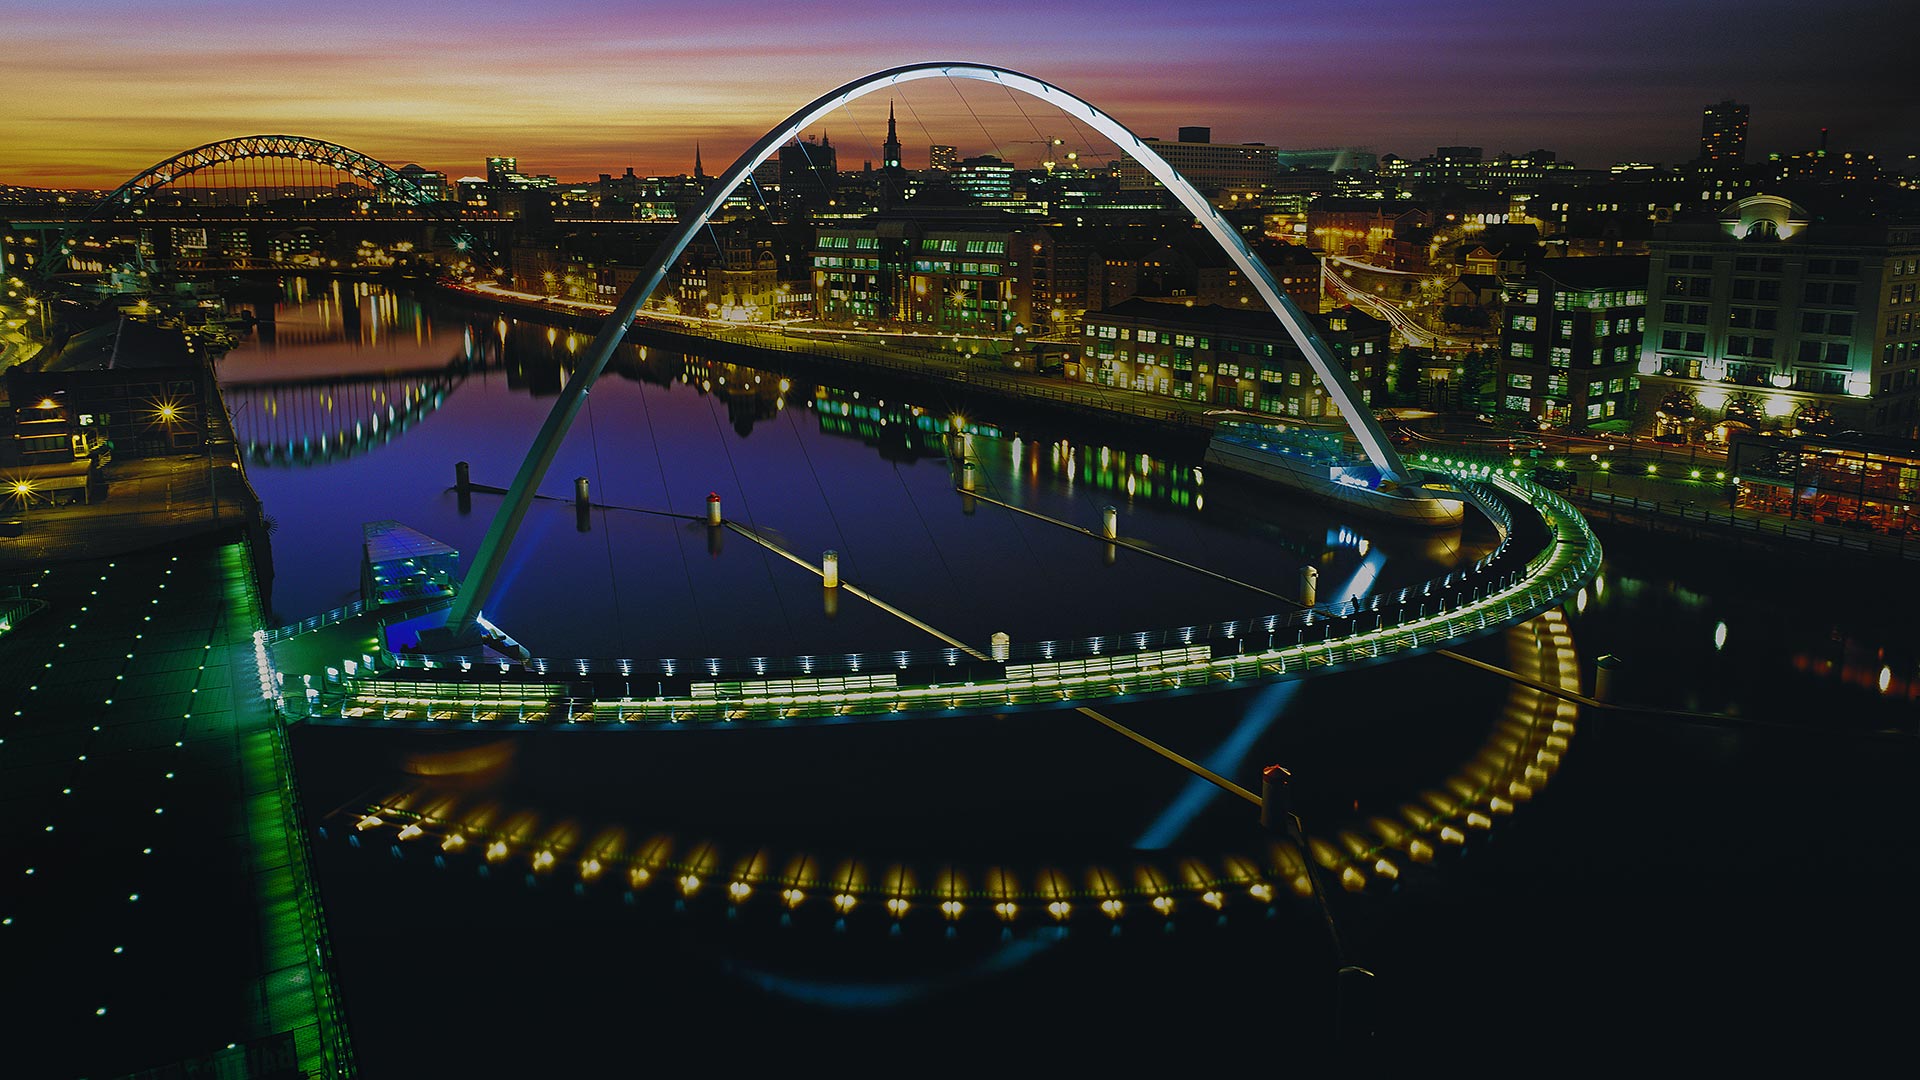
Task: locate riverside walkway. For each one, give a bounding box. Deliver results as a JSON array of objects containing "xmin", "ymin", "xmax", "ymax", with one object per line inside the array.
[{"xmin": 0, "ymin": 373, "xmax": 351, "ymax": 1075}]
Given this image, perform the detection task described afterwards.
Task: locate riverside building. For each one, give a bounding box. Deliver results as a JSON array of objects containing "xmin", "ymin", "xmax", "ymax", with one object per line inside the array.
[{"xmin": 1637, "ymin": 194, "xmax": 1920, "ymax": 442}]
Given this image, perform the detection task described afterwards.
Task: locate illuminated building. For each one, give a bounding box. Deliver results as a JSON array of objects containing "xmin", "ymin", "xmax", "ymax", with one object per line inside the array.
[
  {"xmin": 1729, "ymin": 429, "xmax": 1920, "ymax": 532},
  {"xmin": 395, "ymin": 164, "xmax": 447, "ymax": 202},
  {"xmin": 1700, "ymin": 100, "xmax": 1749, "ymax": 169},
  {"xmin": 928, "ymin": 145, "xmax": 956, "ymax": 172},
  {"xmin": 5, "ymin": 321, "xmax": 208, "ymax": 460},
  {"xmin": 1086, "ymin": 239, "xmax": 1321, "ymax": 314},
  {"xmin": 950, "ymin": 155, "xmax": 1015, "ymax": 202},
  {"xmin": 1076, "ymin": 298, "xmax": 1385, "ymax": 414},
  {"xmin": 1497, "ymin": 255, "xmax": 1648, "ymax": 430},
  {"xmin": 1118, "ymin": 129, "xmax": 1282, "ymax": 193},
  {"xmin": 1637, "ymin": 193, "xmax": 1920, "ymax": 440},
  {"xmin": 811, "ymin": 209, "xmax": 1033, "ymax": 333}
]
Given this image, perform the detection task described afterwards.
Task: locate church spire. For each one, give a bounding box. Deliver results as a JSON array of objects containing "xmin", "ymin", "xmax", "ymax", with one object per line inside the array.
[
  {"xmin": 882, "ymin": 100, "xmax": 902, "ymax": 172},
  {"xmin": 693, "ymin": 142, "xmax": 705, "ymax": 179}
]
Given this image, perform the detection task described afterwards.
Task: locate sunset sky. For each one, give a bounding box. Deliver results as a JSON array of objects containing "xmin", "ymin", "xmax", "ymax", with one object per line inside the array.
[{"xmin": 4, "ymin": 0, "xmax": 1911, "ymax": 188}]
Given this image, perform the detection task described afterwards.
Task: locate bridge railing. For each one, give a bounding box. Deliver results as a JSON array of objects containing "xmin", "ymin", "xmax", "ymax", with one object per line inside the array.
[
  {"xmin": 383, "ymin": 466, "xmax": 1533, "ymax": 682},
  {"xmin": 313, "ymin": 463, "xmax": 1603, "ymax": 726},
  {"xmin": 322, "ymin": 475, "xmax": 1596, "ymax": 724},
  {"xmin": 266, "ymin": 599, "xmax": 369, "ymax": 643},
  {"xmin": 1574, "ymin": 487, "xmax": 1920, "ymax": 561}
]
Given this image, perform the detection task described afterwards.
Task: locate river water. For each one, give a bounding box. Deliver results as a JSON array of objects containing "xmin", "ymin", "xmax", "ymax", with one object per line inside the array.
[{"xmin": 221, "ymin": 278, "xmax": 1917, "ymax": 1069}]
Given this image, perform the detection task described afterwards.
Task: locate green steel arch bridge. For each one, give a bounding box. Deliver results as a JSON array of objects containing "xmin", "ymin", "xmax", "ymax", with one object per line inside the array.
[{"xmin": 29, "ymin": 135, "xmax": 492, "ymax": 278}]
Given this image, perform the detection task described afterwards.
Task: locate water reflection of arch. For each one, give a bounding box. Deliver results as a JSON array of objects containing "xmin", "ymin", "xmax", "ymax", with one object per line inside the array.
[{"xmin": 227, "ymin": 368, "xmax": 463, "ymax": 467}]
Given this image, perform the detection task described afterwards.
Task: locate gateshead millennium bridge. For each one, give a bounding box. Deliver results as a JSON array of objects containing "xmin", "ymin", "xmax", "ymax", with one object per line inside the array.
[{"xmin": 255, "ymin": 63, "xmax": 1600, "ymax": 733}]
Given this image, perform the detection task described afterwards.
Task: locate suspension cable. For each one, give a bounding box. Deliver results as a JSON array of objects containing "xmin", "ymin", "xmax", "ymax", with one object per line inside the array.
[
  {"xmin": 584, "ymin": 388, "xmax": 626, "ymax": 652},
  {"xmin": 892, "ymin": 459, "xmax": 962, "ymax": 597},
  {"xmin": 943, "ymin": 425, "xmax": 1048, "ymax": 576},
  {"xmin": 944, "ymin": 76, "xmax": 1002, "ymax": 157},
  {"xmin": 897, "ymin": 93, "xmax": 941, "ymax": 161},
  {"xmin": 782, "ymin": 393, "xmax": 861, "ymax": 583},
  {"xmin": 704, "ymin": 390, "xmax": 798, "ymax": 655},
  {"xmin": 635, "ymin": 368, "xmax": 709, "ymax": 649}
]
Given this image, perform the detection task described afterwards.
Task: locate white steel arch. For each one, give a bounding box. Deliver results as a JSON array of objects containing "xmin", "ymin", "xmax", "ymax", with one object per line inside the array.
[{"xmin": 442, "ymin": 62, "xmax": 1414, "ymax": 642}]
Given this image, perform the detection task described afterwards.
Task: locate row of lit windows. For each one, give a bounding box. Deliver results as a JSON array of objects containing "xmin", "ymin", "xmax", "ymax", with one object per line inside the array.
[
  {"xmin": 1502, "ymin": 393, "xmax": 1624, "ymax": 421},
  {"xmin": 1508, "ymin": 373, "xmax": 1627, "ymax": 395},
  {"xmin": 1554, "ymin": 289, "xmax": 1647, "ymax": 310},
  {"xmin": 1511, "ymin": 342, "xmax": 1631, "ymax": 365},
  {"xmin": 908, "ymin": 260, "xmax": 1002, "ymax": 276}
]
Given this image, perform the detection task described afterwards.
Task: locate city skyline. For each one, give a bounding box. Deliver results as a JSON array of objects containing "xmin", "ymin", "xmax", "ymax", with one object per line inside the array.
[{"xmin": 4, "ymin": 0, "xmax": 1912, "ymax": 189}]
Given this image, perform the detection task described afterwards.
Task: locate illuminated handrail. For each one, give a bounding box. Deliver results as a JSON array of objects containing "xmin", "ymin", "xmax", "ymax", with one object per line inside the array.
[
  {"xmin": 375, "ymin": 463, "xmax": 1535, "ymax": 681},
  {"xmin": 265, "ymin": 599, "xmax": 370, "ymax": 642},
  {"xmin": 297, "ymin": 466, "xmax": 1601, "ymax": 726}
]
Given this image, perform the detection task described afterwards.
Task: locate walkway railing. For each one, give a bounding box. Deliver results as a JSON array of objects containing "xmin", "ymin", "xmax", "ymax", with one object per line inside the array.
[
  {"xmin": 1572, "ymin": 488, "xmax": 1920, "ymax": 561},
  {"xmin": 266, "ymin": 599, "xmax": 369, "ymax": 643},
  {"xmin": 301, "ymin": 463, "xmax": 1600, "ymax": 726},
  {"xmin": 381, "ymin": 469, "xmax": 1526, "ymax": 681}
]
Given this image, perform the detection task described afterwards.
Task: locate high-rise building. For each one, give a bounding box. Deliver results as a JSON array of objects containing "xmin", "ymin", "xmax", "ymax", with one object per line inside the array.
[
  {"xmin": 777, "ymin": 135, "xmax": 838, "ymax": 216},
  {"xmin": 928, "ymin": 145, "xmax": 957, "ymax": 172},
  {"xmin": 485, "ymin": 156, "xmax": 518, "ymax": 185},
  {"xmin": 1637, "ymin": 193, "xmax": 1920, "ymax": 440},
  {"xmin": 1700, "ymin": 100, "xmax": 1749, "ymax": 168}
]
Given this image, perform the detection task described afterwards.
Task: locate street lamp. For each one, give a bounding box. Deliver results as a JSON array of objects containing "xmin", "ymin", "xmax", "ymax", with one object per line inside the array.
[{"xmin": 9, "ymin": 478, "xmax": 37, "ymax": 527}]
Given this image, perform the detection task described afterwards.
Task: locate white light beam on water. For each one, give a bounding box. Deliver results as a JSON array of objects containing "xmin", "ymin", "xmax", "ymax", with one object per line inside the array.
[
  {"xmin": 1132, "ymin": 680, "xmax": 1297, "ymax": 851},
  {"xmin": 1132, "ymin": 546, "xmax": 1387, "ymax": 850}
]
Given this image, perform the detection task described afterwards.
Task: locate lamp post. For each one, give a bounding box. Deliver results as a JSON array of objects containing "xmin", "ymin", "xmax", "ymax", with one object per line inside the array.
[{"xmin": 10, "ymin": 479, "xmax": 36, "ymax": 528}]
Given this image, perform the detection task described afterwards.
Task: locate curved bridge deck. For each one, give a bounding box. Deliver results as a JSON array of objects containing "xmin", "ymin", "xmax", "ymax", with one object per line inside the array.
[{"xmin": 278, "ymin": 463, "xmax": 1600, "ymax": 729}]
